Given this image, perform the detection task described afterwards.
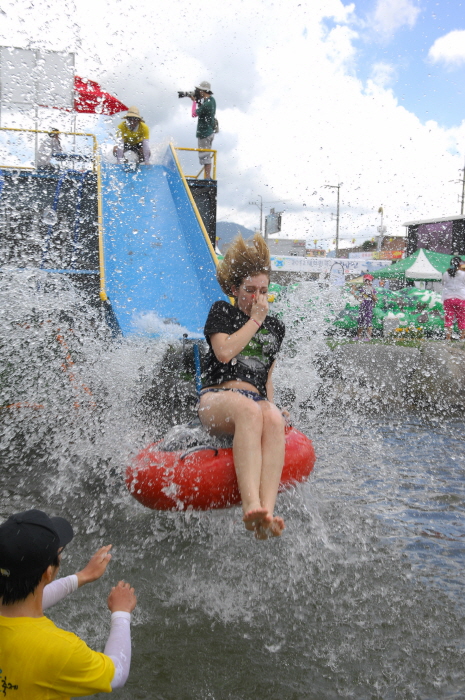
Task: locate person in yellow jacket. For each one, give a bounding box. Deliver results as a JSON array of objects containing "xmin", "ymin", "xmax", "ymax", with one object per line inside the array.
[
  {"xmin": 0, "ymin": 509, "xmax": 137, "ymax": 698},
  {"xmin": 113, "ymin": 106, "xmax": 151, "ymax": 163}
]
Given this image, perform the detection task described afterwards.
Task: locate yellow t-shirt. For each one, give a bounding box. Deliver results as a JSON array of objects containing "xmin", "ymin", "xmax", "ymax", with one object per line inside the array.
[
  {"xmin": 0, "ymin": 615, "xmax": 115, "ymax": 698},
  {"xmin": 116, "ymin": 121, "xmax": 149, "ymax": 145}
]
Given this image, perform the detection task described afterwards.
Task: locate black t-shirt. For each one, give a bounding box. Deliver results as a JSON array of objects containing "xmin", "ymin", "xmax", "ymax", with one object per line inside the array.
[{"xmin": 202, "ymin": 301, "xmax": 285, "ymax": 397}]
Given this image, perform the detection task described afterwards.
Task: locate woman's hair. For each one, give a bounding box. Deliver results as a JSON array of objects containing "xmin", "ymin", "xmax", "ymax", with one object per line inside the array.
[
  {"xmin": 217, "ymin": 233, "xmax": 271, "ymax": 296},
  {"xmin": 447, "ymin": 256, "xmax": 463, "ymax": 278}
]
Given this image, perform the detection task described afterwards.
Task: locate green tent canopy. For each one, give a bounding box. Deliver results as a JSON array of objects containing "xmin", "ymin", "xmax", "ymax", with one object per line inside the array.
[{"xmin": 371, "ymin": 248, "xmax": 452, "ymax": 281}]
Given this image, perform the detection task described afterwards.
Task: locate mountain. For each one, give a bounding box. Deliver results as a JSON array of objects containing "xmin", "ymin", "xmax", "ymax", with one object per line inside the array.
[{"xmin": 215, "ymin": 221, "xmax": 255, "ymax": 253}]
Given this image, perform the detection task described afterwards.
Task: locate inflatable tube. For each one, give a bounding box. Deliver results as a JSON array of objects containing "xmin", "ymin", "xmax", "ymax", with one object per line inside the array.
[{"xmin": 126, "ymin": 423, "xmax": 316, "ymax": 511}]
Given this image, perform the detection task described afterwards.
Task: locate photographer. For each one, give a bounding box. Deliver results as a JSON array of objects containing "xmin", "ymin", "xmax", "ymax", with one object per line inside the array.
[{"xmin": 190, "ymin": 81, "xmax": 216, "ymax": 180}]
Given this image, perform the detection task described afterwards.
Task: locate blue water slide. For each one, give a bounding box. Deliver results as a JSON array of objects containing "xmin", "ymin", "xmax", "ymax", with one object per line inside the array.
[{"xmin": 100, "ymin": 146, "xmax": 227, "ymax": 339}]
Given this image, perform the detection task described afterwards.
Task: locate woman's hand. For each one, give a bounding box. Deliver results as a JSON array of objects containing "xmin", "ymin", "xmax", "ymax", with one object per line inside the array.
[{"xmin": 250, "ymin": 292, "xmax": 268, "ymax": 325}]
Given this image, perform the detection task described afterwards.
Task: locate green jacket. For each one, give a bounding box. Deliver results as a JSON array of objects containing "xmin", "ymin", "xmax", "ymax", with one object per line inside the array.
[{"xmin": 196, "ymin": 96, "xmax": 216, "ymax": 138}]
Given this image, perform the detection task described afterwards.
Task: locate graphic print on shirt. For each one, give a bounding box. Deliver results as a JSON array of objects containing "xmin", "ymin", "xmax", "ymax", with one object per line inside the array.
[
  {"xmin": 232, "ymin": 327, "xmax": 279, "ymax": 374},
  {"xmin": 0, "ymin": 669, "xmax": 19, "ymax": 694}
]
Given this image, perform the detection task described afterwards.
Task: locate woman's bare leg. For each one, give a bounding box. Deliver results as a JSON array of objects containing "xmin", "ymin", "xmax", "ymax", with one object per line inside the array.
[
  {"xmin": 257, "ymin": 402, "xmax": 286, "ymax": 537},
  {"xmin": 198, "ymin": 393, "xmax": 271, "ymax": 530}
]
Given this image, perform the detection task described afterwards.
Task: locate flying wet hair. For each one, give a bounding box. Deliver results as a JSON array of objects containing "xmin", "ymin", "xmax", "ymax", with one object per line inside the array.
[
  {"xmin": 217, "ymin": 233, "xmax": 271, "ymax": 296},
  {"xmin": 447, "ymin": 256, "xmax": 463, "ymax": 278}
]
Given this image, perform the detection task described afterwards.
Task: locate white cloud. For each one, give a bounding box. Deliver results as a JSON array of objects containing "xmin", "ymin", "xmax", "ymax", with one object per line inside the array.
[
  {"xmin": 428, "ymin": 30, "xmax": 465, "ymax": 67},
  {"xmin": 371, "ymin": 0, "xmax": 420, "ymax": 38},
  {"xmin": 370, "ymin": 62, "xmax": 397, "ymax": 88}
]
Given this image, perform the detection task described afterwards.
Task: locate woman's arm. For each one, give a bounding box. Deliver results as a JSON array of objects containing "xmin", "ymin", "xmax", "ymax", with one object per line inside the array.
[
  {"xmin": 210, "ymin": 293, "xmax": 268, "ymax": 363},
  {"xmin": 210, "ymin": 320, "xmax": 260, "ymax": 363},
  {"xmin": 266, "ymin": 361, "xmax": 290, "ymax": 422},
  {"xmin": 265, "ymin": 361, "xmax": 276, "ymax": 403}
]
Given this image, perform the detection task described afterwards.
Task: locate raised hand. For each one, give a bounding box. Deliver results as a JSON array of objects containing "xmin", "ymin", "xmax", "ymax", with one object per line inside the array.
[
  {"xmin": 107, "ymin": 580, "xmax": 137, "ymax": 614},
  {"xmin": 76, "ymin": 545, "xmax": 112, "ymax": 587},
  {"xmin": 250, "ymin": 291, "xmax": 269, "ymax": 325}
]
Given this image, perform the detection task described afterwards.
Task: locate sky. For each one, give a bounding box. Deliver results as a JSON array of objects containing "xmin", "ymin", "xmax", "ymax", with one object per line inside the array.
[{"xmin": 1, "ymin": 0, "xmax": 465, "ymax": 250}]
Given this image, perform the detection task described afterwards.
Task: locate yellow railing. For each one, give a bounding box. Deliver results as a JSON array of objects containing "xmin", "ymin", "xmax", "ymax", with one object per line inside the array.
[
  {"xmin": 174, "ymin": 146, "xmax": 217, "ymax": 180},
  {"xmin": 0, "ymin": 127, "xmax": 98, "ymax": 172},
  {"xmin": 0, "ymin": 127, "xmax": 107, "ymax": 301},
  {"xmin": 170, "ymin": 143, "xmax": 220, "ymax": 267}
]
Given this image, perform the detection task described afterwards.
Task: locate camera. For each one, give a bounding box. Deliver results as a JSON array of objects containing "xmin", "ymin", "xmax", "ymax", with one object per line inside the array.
[{"xmin": 178, "ymin": 88, "xmax": 202, "ymax": 101}]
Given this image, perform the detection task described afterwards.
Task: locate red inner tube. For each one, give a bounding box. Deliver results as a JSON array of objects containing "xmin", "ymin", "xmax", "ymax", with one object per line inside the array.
[{"xmin": 126, "ymin": 426, "xmax": 316, "ymax": 511}]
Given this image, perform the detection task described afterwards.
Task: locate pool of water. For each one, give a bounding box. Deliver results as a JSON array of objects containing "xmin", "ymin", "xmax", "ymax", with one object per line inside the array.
[{"xmin": 1, "ymin": 275, "xmax": 465, "ymax": 699}]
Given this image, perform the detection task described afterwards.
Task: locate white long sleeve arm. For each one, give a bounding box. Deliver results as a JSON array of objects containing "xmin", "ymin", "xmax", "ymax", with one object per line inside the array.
[
  {"xmin": 42, "ymin": 575, "xmax": 78, "ymax": 609},
  {"xmin": 43, "ymin": 577, "xmax": 132, "ymax": 688},
  {"xmin": 104, "ymin": 612, "xmax": 132, "ymax": 689}
]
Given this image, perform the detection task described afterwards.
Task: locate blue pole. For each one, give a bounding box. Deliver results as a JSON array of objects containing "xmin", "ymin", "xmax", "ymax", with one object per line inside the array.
[{"xmin": 193, "ymin": 342, "xmax": 202, "ymax": 396}]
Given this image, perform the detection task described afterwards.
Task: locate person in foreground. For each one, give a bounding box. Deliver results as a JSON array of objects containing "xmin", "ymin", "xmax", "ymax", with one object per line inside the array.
[
  {"xmin": 198, "ymin": 234, "xmax": 286, "ymax": 540},
  {"xmin": 441, "ymin": 256, "xmax": 465, "ymax": 340},
  {"xmin": 0, "ymin": 508, "xmax": 137, "ymax": 697}
]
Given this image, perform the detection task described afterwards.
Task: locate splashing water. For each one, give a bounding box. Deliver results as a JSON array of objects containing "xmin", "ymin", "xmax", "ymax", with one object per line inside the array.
[{"xmin": 1, "ymin": 271, "xmax": 464, "ymax": 699}]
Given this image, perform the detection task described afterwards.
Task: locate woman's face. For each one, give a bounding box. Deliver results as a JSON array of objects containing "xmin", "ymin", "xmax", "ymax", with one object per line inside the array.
[{"xmin": 232, "ymin": 273, "xmax": 269, "ymax": 315}]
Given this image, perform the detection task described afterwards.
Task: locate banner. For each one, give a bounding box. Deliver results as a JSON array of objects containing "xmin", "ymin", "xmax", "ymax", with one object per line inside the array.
[
  {"xmin": 270, "ymin": 255, "xmax": 391, "ymax": 275},
  {"xmin": 348, "ymin": 250, "xmax": 404, "ymax": 260},
  {"xmin": 373, "ymin": 251, "xmax": 404, "ymax": 260}
]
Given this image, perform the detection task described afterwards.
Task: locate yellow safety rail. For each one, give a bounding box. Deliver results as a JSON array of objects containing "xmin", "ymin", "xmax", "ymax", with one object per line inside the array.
[
  {"xmin": 174, "ymin": 146, "xmax": 217, "ymax": 181},
  {"xmin": 0, "ymin": 127, "xmax": 107, "ymax": 301},
  {"xmin": 170, "ymin": 143, "xmax": 219, "ymax": 267}
]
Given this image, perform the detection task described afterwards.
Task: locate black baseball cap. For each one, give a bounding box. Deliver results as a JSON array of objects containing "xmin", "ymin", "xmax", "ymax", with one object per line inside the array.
[{"xmin": 0, "ymin": 509, "xmax": 74, "ymax": 580}]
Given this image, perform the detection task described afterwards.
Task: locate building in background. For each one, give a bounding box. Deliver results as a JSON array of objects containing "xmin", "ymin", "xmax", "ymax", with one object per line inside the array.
[
  {"xmin": 404, "ymin": 215, "xmax": 465, "ymax": 256},
  {"xmin": 340, "ymin": 236, "xmax": 406, "ymax": 260},
  {"xmin": 267, "ymin": 237, "xmax": 307, "ymax": 256}
]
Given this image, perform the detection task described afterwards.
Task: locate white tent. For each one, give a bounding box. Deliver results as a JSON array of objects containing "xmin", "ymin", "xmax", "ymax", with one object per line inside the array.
[{"xmin": 404, "ymin": 249, "xmax": 442, "ymax": 280}]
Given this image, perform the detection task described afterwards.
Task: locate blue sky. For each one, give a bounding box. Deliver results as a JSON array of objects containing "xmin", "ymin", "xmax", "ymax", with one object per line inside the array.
[{"xmin": 334, "ymin": 0, "xmax": 465, "ymax": 130}]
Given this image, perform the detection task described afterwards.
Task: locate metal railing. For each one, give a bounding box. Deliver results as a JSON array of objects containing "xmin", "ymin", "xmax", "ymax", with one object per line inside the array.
[
  {"xmin": 169, "ymin": 143, "xmax": 219, "ymax": 267},
  {"xmin": 174, "ymin": 146, "xmax": 217, "ymax": 180},
  {"xmin": 0, "ymin": 127, "xmax": 107, "ymax": 301},
  {"xmin": 0, "ymin": 126, "xmax": 98, "ymax": 172}
]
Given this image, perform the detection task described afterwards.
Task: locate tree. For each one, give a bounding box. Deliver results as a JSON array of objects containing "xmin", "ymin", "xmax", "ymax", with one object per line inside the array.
[{"xmin": 361, "ymin": 240, "xmax": 376, "ymax": 251}]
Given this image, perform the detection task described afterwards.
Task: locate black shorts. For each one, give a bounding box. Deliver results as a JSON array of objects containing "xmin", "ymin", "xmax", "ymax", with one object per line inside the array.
[{"xmin": 123, "ymin": 142, "xmax": 144, "ymax": 161}]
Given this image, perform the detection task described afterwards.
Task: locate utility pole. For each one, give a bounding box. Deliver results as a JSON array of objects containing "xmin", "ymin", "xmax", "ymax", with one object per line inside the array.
[
  {"xmin": 377, "ymin": 206, "xmax": 387, "ymax": 251},
  {"xmin": 449, "ymin": 159, "xmax": 465, "ymax": 215},
  {"xmin": 324, "ymin": 183, "xmax": 342, "ymax": 257},
  {"xmin": 248, "ymin": 195, "xmax": 263, "ymax": 235},
  {"xmin": 461, "ymin": 158, "xmax": 465, "ymax": 215}
]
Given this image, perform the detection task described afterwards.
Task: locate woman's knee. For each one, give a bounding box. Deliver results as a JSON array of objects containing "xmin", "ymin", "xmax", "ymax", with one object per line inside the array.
[{"xmin": 261, "ymin": 403, "xmax": 285, "ymax": 432}]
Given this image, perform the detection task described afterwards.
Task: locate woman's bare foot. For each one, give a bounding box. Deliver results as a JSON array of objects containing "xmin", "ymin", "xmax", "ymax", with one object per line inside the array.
[
  {"xmin": 254, "ymin": 525, "xmax": 269, "ymax": 540},
  {"xmin": 243, "ymin": 508, "xmax": 271, "ymax": 532},
  {"xmin": 268, "ymin": 516, "xmax": 285, "ymax": 537},
  {"xmin": 253, "ymin": 516, "xmax": 284, "ymax": 540}
]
